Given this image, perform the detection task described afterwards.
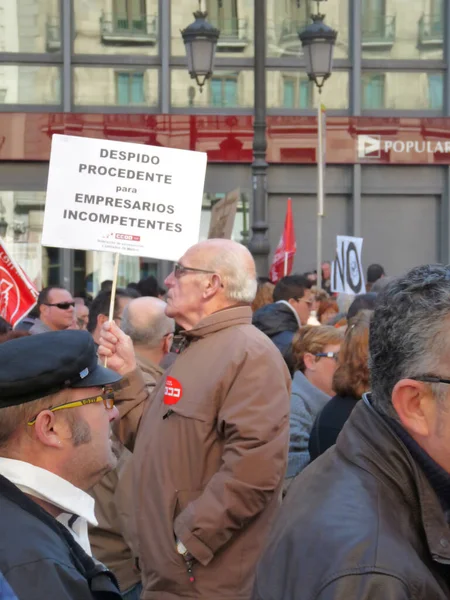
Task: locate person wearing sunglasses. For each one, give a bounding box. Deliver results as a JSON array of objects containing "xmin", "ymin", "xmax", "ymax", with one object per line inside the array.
[
  {"xmin": 0, "ymin": 329, "xmax": 127, "ymax": 599},
  {"xmin": 30, "ymin": 285, "xmax": 76, "ymax": 335}
]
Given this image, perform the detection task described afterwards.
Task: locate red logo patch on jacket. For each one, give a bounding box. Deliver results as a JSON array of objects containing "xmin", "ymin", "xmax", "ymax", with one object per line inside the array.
[{"xmin": 164, "ymin": 377, "xmax": 183, "ymax": 405}]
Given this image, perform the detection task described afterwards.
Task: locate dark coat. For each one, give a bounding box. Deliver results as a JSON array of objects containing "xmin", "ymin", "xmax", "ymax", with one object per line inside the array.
[
  {"xmin": 0, "ymin": 474, "xmax": 121, "ymax": 600},
  {"xmin": 253, "ymin": 397, "xmax": 450, "ymax": 600},
  {"xmin": 308, "ymin": 394, "xmax": 359, "ymax": 461},
  {"xmin": 252, "ymin": 303, "xmax": 298, "ymax": 374}
]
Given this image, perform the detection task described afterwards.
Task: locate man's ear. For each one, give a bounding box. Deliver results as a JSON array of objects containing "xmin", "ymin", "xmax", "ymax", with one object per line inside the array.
[
  {"xmin": 97, "ymin": 313, "xmax": 109, "ymax": 329},
  {"xmin": 303, "ymin": 352, "xmax": 317, "ymax": 372},
  {"xmin": 203, "ymin": 274, "xmax": 222, "ymax": 299},
  {"xmin": 392, "ymin": 379, "xmax": 433, "ymax": 438},
  {"xmin": 288, "ymin": 298, "xmax": 297, "ymax": 307}
]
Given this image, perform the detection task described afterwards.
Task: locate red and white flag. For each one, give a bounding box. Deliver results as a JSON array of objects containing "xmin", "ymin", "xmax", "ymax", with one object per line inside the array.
[
  {"xmin": 0, "ymin": 238, "xmax": 38, "ymax": 327},
  {"xmin": 269, "ymin": 198, "xmax": 297, "ymax": 283}
]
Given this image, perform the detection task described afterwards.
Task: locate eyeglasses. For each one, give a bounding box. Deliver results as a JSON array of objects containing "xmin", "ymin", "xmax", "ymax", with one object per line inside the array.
[
  {"xmin": 43, "ymin": 302, "xmax": 75, "ymax": 310},
  {"xmin": 27, "ymin": 388, "xmax": 115, "ymax": 426},
  {"xmin": 173, "ymin": 262, "xmax": 216, "ymax": 279},
  {"xmin": 315, "ymin": 352, "xmax": 339, "ymax": 361},
  {"xmin": 410, "ymin": 375, "xmax": 450, "ymax": 386}
]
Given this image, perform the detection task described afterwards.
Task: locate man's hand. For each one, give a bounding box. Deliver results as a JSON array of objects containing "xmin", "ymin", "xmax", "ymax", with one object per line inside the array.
[{"xmin": 98, "ymin": 321, "xmax": 136, "ymax": 376}]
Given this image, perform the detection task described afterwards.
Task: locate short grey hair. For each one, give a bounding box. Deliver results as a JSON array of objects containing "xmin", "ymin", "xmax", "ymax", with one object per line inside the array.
[
  {"xmin": 370, "ymin": 264, "xmax": 450, "ymax": 419},
  {"xmin": 121, "ymin": 303, "xmax": 174, "ymax": 348},
  {"xmin": 203, "ymin": 245, "xmax": 257, "ymax": 303}
]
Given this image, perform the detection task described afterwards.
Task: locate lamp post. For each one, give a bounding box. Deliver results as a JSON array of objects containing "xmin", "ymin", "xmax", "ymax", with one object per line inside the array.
[
  {"xmin": 299, "ymin": 0, "xmax": 337, "ymax": 290},
  {"xmin": 247, "ymin": 0, "xmax": 270, "ymax": 276},
  {"xmin": 181, "ymin": 2, "xmax": 220, "ymax": 92}
]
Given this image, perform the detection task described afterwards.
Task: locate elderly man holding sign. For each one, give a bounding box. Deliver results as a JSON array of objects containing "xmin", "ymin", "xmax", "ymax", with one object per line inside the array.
[{"xmin": 100, "ymin": 238, "xmax": 291, "ymax": 600}]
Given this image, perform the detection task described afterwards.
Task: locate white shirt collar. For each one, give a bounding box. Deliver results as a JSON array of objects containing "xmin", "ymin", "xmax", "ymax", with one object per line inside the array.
[
  {"xmin": 0, "ymin": 458, "xmax": 97, "ymax": 526},
  {"xmin": 276, "ymin": 300, "xmax": 301, "ymax": 327}
]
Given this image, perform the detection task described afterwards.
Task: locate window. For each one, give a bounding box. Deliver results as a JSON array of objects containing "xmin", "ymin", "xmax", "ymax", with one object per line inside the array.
[
  {"xmin": 428, "ymin": 74, "xmax": 443, "ymax": 109},
  {"xmin": 116, "ymin": 72, "xmax": 145, "ymax": 105},
  {"xmin": 210, "ymin": 76, "xmax": 238, "ymax": 107},
  {"xmin": 362, "ymin": 0, "xmax": 386, "ymax": 37},
  {"xmin": 114, "ymin": 0, "xmax": 146, "ymax": 32},
  {"xmin": 362, "ymin": 74, "xmax": 385, "ymax": 109},
  {"xmin": 283, "ymin": 77, "xmax": 312, "ymax": 109},
  {"xmin": 207, "ymin": 0, "xmax": 238, "ymax": 32}
]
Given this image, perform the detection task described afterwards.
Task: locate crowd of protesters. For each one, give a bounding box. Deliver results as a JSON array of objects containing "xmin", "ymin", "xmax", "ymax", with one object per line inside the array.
[{"xmin": 2, "ymin": 249, "xmax": 450, "ymax": 599}]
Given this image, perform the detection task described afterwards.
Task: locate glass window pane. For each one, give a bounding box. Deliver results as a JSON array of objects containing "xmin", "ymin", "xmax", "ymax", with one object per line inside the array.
[
  {"xmin": 171, "ymin": 70, "xmax": 253, "ymax": 109},
  {"xmin": 267, "ymin": 0, "xmax": 348, "ymax": 59},
  {"xmin": 172, "ymin": 1, "xmax": 254, "ymax": 57},
  {"xmin": 283, "ymin": 79, "xmax": 295, "ymax": 108},
  {"xmin": 74, "ymin": 67, "xmax": 158, "ymax": 107},
  {"xmin": 0, "ymin": 66, "xmax": 60, "ymax": 105},
  {"xmin": 74, "ymin": 0, "xmax": 158, "ymax": 56},
  {"xmin": 361, "ymin": 71, "xmax": 444, "ymax": 111},
  {"xmin": 362, "ymin": 73, "xmax": 385, "ymax": 109},
  {"xmin": 0, "ymin": 0, "xmax": 61, "ymax": 53},
  {"xmin": 268, "ymin": 71, "xmax": 349, "ymax": 110},
  {"xmin": 428, "ymin": 73, "xmax": 443, "ymax": 110},
  {"xmin": 362, "ymin": 0, "xmax": 443, "ymax": 59}
]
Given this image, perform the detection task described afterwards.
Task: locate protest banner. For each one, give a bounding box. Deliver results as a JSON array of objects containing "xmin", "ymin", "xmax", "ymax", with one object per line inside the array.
[
  {"xmin": 331, "ymin": 235, "xmax": 366, "ymax": 295},
  {"xmin": 0, "ymin": 238, "xmax": 38, "ymax": 327},
  {"xmin": 42, "ymin": 134, "xmax": 207, "ymax": 362},
  {"xmin": 208, "ymin": 189, "xmax": 239, "ymax": 239},
  {"xmin": 42, "ymin": 135, "xmax": 207, "ymax": 261},
  {"xmin": 269, "ymin": 198, "xmax": 296, "ymax": 283}
]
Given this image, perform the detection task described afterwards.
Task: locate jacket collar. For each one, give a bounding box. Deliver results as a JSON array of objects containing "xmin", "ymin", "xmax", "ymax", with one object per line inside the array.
[
  {"xmin": 276, "ymin": 301, "xmax": 301, "ymax": 327},
  {"xmin": 182, "ymin": 306, "xmax": 252, "ymax": 340},
  {"xmin": 337, "ymin": 396, "xmax": 450, "ymax": 564},
  {"xmin": 292, "ymin": 370, "xmax": 330, "ymax": 407}
]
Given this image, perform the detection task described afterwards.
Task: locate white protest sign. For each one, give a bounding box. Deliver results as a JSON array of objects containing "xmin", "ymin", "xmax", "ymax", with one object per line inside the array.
[
  {"xmin": 41, "ymin": 135, "xmax": 207, "ymax": 261},
  {"xmin": 331, "ymin": 236, "xmax": 366, "ymax": 295}
]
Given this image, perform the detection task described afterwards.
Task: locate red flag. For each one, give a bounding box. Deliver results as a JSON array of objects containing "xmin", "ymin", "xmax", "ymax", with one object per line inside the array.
[
  {"xmin": 269, "ymin": 198, "xmax": 297, "ymax": 283},
  {"xmin": 0, "ymin": 239, "xmax": 38, "ymax": 327}
]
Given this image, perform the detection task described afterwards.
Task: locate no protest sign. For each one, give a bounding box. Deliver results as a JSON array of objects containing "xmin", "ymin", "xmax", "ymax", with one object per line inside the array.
[
  {"xmin": 41, "ymin": 135, "xmax": 207, "ymax": 261},
  {"xmin": 331, "ymin": 236, "xmax": 366, "ymax": 295}
]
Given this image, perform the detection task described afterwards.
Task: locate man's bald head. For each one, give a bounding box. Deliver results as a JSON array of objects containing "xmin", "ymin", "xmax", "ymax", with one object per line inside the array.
[
  {"xmin": 121, "ymin": 297, "xmax": 175, "ymax": 349},
  {"xmin": 184, "ymin": 239, "xmax": 257, "ymax": 303}
]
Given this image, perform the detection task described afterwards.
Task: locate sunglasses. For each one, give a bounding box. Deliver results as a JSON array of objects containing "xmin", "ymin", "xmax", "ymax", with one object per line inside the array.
[
  {"xmin": 27, "ymin": 388, "xmax": 115, "ymax": 426},
  {"xmin": 44, "ymin": 302, "xmax": 75, "ymax": 310},
  {"xmin": 173, "ymin": 262, "xmax": 216, "ymax": 279}
]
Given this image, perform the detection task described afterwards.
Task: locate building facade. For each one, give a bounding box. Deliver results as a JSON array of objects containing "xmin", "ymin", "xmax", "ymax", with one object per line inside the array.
[{"xmin": 0, "ymin": 0, "xmax": 448, "ymax": 293}]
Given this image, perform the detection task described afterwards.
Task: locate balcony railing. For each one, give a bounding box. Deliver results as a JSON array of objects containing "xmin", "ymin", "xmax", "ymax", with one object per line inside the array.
[
  {"xmin": 210, "ymin": 17, "xmax": 249, "ymax": 50},
  {"xmin": 100, "ymin": 12, "xmax": 157, "ymax": 45},
  {"xmin": 418, "ymin": 14, "xmax": 443, "ymax": 46},
  {"xmin": 362, "ymin": 15, "xmax": 396, "ymax": 47},
  {"xmin": 46, "ymin": 17, "xmax": 61, "ymax": 51}
]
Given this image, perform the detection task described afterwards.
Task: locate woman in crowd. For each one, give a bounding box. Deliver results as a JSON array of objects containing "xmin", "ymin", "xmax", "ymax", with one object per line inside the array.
[
  {"xmin": 251, "ymin": 279, "xmax": 275, "ymax": 312},
  {"xmin": 317, "ymin": 299, "xmax": 339, "ymax": 325},
  {"xmin": 309, "ymin": 309, "xmax": 372, "ymax": 461},
  {"xmin": 284, "ymin": 325, "xmax": 344, "ymax": 495}
]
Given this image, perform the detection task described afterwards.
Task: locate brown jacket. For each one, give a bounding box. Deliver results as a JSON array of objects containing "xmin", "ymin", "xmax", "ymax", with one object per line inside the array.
[
  {"xmin": 89, "ymin": 357, "xmax": 163, "ymax": 592},
  {"xmin": 132, "ymin": 306, "xmax": 291, "ymax": 600}
]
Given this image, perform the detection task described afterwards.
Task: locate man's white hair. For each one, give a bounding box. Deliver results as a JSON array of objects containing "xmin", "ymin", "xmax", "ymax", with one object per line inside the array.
[{"xmin": 203, "ymin": 241, "xmax": 257, "ymax": 303}]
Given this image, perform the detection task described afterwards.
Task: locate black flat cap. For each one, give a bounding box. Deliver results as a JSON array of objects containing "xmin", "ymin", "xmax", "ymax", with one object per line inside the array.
[{"xmin": 0, "ymin": 330, "xmax": 122, "ymax": 409}]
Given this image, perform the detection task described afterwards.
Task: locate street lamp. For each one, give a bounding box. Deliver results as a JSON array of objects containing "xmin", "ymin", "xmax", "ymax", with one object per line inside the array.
[
  {"xmin": 299, "ymin": 2, "xmax": 337, "ymax": 92},
  {"xmin": 181, "ymin": 2, "xmax": 220, "ymax": 92},
  {"xmin": 299, "ymin": 0, "xmax": 337, "ymax": 290}
]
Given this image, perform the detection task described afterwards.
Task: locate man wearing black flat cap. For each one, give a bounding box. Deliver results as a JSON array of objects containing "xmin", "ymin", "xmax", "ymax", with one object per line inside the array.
[{"xmin": 0, "ymin": 329, "xmax": 136, "ymax": 599}]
